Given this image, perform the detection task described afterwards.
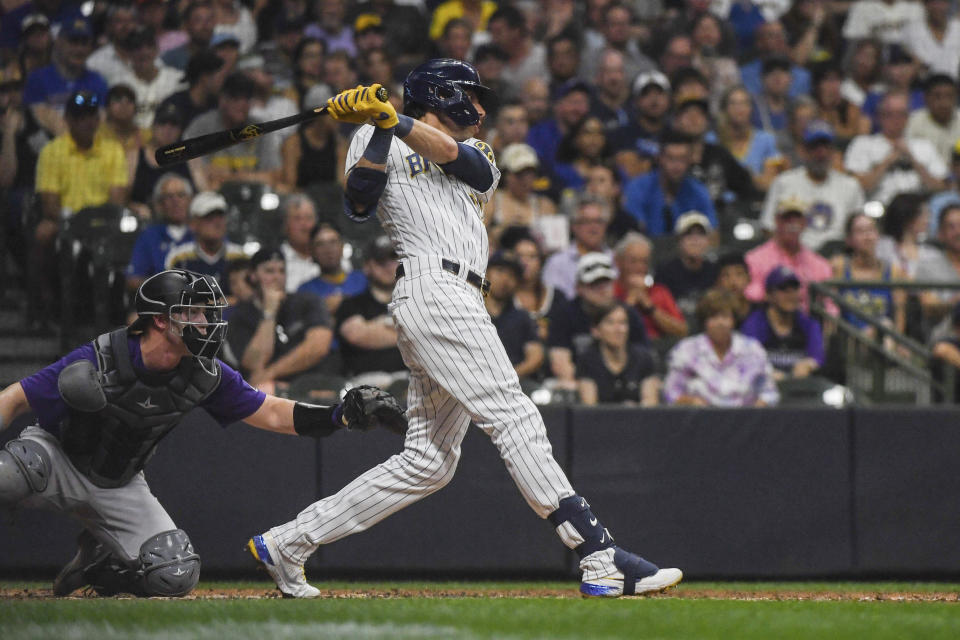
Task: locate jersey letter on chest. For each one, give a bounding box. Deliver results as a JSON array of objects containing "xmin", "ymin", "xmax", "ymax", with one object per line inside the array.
[{"xmin": 406, "ymin": 152, "xmax": 431, "ymax": 177}]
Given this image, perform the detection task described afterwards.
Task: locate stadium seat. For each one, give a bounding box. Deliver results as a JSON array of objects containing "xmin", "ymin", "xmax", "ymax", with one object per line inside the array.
[{"xmin": 58, "ymin": 205, "xmax": 140, "ymax": 346}]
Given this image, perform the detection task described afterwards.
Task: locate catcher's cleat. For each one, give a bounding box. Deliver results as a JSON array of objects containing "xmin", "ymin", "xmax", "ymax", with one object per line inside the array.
[
  {"xmin": 53, "ymin": 530, "xmax": 105, "ymax": 596},
  {"xmin": 247, "ymin": 533, "xmax": 320, "ymax": 598},
  {"xmin": 580, "ymin": 547, "xmax": 683, "ymax": 597}
]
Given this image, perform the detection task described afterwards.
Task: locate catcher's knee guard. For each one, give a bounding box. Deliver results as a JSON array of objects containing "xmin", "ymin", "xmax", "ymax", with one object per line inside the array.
[
  {"xmin": 548, "ymin": 495, "xmax": 615, "ymax": 559},
  {"xmin": 86, "ymin": 529, "xmax": 200, "ymax": 597},
  {"xmin": 0, "ymin": 438, "xmax": 51, "ymax": 506},
  {"xmin": 137, "ymin": 529, "xmax": 201, "ymax": 597}
]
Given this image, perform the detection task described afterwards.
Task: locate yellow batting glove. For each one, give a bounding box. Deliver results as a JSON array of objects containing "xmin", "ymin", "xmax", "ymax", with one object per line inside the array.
[
  {"xmin": 325, "ymin": 85, "xmax": 370, "ymax": 125},
  {"xmin": 354, "ymin": 84, "xmax": 399, "ymax": 129}
]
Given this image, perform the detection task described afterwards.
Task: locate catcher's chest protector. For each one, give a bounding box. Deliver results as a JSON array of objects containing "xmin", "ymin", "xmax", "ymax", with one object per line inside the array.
[{"xmin": 59, "ymin": 328, "xmax": 221, "ymax": 488}]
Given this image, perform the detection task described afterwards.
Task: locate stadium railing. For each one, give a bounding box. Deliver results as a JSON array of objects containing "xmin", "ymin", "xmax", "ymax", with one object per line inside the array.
[{"xmin": 810, "ymin": 280, "xmax": 959, "ymax": 404}]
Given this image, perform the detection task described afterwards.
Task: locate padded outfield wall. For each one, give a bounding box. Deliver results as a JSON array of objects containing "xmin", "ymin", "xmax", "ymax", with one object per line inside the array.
[{"xmin": 2, "ymin": 407, "xmax": 959, "ymax": 578}]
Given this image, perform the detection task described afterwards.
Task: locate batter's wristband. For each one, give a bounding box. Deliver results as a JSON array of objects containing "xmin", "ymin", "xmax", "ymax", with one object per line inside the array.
[
  {"xmin": 395, "ymin": 114, "xmax": 414, "ymax": 138},
  {"xmin": 362, "ymin": 126, "xmax": 394, "ymax": 163},
  {"xmin": 293, "ymin": 401, "xmax": 341, "ymax": 439}
]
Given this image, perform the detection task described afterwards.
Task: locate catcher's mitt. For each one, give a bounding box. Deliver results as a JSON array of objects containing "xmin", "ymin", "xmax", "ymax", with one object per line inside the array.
[{"xmin": 341, "ymin": 385, "xmax": 407, "ymax": 436}]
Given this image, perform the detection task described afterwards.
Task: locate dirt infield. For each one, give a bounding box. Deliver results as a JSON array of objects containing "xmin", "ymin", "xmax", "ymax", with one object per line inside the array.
[{"xmin": 2, "ymin": 585, "xmax": 959, "ymax": 602}]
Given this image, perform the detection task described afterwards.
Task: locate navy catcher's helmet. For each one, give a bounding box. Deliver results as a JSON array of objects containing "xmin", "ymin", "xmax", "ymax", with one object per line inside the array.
[
  {"xmin": 131, "ymin": 269, "xmax": 228, "ymax": 370},
  {"xmin": 402, "ymin": 58, "xmax": 496, "ymax": 127}
]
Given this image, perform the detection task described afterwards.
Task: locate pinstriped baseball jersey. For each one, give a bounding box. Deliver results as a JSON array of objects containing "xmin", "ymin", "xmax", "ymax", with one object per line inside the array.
[
  {"xmin": 268, "ymin": 120, "xmax": 575, "ymax": 569},
  {"xmin": 345, "ymin": 124, "xmax": 500, "ymax": 273}
]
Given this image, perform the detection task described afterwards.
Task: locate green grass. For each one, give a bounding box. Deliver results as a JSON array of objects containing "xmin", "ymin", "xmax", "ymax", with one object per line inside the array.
[{"xmin": 2, "ymin": 581, "xmax": 960, "ymax": 640}]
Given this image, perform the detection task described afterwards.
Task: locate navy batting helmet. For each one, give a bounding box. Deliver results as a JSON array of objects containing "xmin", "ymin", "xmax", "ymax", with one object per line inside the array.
[
  {"xmin": 131, "ymin": 270, "xmax": 228, "ymax": 371},
  {"xmin": 402, "ymin": 58, "xmax": 496, "ymax": 127}
]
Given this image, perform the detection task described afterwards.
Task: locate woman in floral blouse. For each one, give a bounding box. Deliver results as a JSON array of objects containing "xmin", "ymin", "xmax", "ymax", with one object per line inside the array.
[{"xmin": 663, "ymin": 288, "xmax": 780, "ymax": 407}]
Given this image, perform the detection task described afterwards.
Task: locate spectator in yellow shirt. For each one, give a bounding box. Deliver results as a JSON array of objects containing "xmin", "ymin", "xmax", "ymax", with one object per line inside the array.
[
  {"xmin": 35, "ymin": 90, "xmax": 128, "ymax": 219},
  {"xmin": 30, "ymin": 90, "xmax": 128, "ymax": 324}
]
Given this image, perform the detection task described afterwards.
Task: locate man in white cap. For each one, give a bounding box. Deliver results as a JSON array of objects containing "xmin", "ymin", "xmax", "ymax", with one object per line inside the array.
[
  {"xmin": 613, "ymin": 70, "xmax": 671, "ymax": 166},
  {"xmin": 164, "ymin": 191, "xmax": 247, "ymax": 296},
  {"xmin": 548, "ymin": 251, "xmax": 648, "ymax": 388},
  {"xmin": 489, "ymin": 142, "xmax": 561, "ymax": 249},
  {"xmin": 655, "ymin": 211, "xmax": 719, "ymax": 318}
]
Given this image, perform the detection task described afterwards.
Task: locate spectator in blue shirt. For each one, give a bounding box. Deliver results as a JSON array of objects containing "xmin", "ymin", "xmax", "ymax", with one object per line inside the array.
[
  {"xmin": 23, "ymin": 18, "xmax": 106, "ymax": 137},
  {"xmin": 623, "ymin": 131, "xmax": 717, "ymax": 236},
  {"xmin": 125, "ymin": 174, "xmax": 195, "ymax": 293},
  {"xmin": 740, "ymin": 265, "xmax": 825, "ymax": 381},
  {"xmin": 526, "ymin": 78, "xmax": 591, "ymax": 179},
  {"xmin": 739, "ymin": 21, "xmax": 811, "ymax": 100},
  {"xmin": 297, "ymin": 222, "xmax": 366, "ymax": 315}
]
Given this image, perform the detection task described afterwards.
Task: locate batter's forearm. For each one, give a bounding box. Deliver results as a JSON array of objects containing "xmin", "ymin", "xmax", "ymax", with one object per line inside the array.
[{"xmin": 401, "ymin": 119, "xmax": 459, "ymax": 164}]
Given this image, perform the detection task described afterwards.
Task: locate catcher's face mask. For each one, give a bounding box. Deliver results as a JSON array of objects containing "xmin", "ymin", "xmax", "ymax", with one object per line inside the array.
[{"xmin": 169, "ymin": 275, "xmax": 227, "ymax": 373}]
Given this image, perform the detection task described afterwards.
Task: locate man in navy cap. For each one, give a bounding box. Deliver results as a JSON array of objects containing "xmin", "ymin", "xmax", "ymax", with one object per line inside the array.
[
  {"xmin": 527, "ymin": 78, "xmax": 592, "ymax": 178},
  {"xmin": 23, "ymin": 18, "xmax": 107, "ymax": 136},
  {"xmin": 762, "ymin": 120, "xmax": 865, "ymax": 251},
  {"xmin": 740, "ymin": 265, "xmax": 825, "ymax": 382}
]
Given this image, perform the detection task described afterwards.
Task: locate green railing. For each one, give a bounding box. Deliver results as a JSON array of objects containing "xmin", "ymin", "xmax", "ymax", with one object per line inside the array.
[{"xmin": 809, "ymin": 279, "xmax": 958, "ymax": 404}]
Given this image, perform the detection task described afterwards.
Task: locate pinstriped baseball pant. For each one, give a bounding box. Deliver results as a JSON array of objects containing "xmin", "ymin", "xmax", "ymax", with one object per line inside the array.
[{"xmin": 271, "ymin": 258, "xmax": 574, "ymax": 563}]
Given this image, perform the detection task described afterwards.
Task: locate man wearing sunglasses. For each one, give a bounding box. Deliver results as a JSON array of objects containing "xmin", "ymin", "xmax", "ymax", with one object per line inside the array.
[{"xmin": 31, "ymin": 89, "xmax": 128, "ymax": 323}]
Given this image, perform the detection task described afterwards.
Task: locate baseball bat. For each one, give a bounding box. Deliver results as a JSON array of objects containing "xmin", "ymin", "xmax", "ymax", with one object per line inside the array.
[{"xmin": 155, "ymin": 86, "xmax": 389, "ymax": 166}]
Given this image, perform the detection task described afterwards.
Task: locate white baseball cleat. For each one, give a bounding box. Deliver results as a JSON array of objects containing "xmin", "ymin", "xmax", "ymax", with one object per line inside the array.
[
  {"xmin": 580, "ymin": 547, "xmax": 683, "ymax": 597},
  {"xmin": 247, "ymin": 533, "xmax": 320, "ymax": 598},
  {"xmin": 580, "ymin": 567, "xmax": 684, "ymax": 597}
]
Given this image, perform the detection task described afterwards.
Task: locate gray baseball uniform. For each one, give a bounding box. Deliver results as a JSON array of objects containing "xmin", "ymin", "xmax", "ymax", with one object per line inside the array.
[{"xmin": 16, "ymin": 425, "xmax": 177, "ymax": 562}]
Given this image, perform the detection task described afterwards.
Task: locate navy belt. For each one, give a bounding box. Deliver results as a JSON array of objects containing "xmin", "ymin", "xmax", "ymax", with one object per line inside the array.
[{"xmin": 396, "ymin": 259, "xmax": 490, "ymax": 296}]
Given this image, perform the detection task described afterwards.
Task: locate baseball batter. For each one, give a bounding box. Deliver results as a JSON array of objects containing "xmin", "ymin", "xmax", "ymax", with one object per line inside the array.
[
  {"xmin": 248, "ymin": 59, "xmax": 682, "ymax": 598},
  {"xmin": 0, "ymin": 270, "xmax": 405, "ymax": 597}
]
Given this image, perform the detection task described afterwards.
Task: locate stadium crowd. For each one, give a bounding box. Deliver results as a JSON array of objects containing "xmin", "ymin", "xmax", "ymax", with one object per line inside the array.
[{"xmin": 3, "ymin": 0, "xmax": 960, "ymax": 406}]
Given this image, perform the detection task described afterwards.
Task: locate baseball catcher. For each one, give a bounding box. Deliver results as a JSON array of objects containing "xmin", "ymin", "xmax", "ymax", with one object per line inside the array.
[{"xmin": 0, "ymin": 269, "xmax": 405, "ymax": 597}]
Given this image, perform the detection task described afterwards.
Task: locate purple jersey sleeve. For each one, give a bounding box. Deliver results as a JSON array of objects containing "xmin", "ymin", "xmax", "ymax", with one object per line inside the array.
[
  {"xmin": 201, "ymin": 360, "xmax": 266, "ymax": 426},
  {"xmin": 20, "ymin": 337, "xmax": 263, "ymax": 430},
  {"xmin": 20, "ymin": 342, "xmax": 97, "ymax": 431}
]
